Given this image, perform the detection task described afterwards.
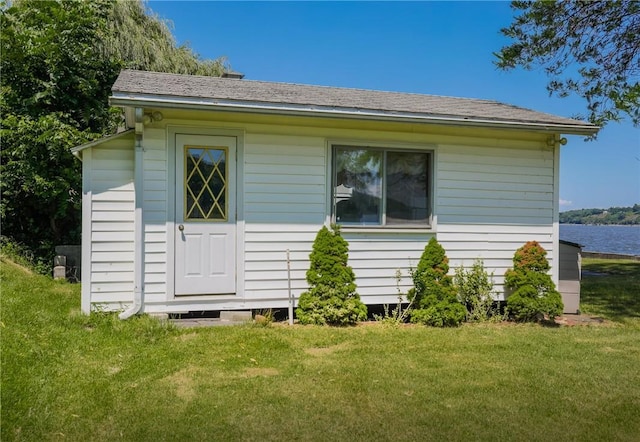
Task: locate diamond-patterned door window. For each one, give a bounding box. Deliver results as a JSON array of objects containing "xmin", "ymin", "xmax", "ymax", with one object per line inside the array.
[{"xmin": 185, "ymin": 146, "xmax": 227, "ymax": 220}]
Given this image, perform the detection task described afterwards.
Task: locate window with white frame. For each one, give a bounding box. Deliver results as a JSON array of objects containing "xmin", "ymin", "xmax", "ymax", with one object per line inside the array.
[{"xmin": 332, "ymin": 145, "xmax": 432, "ymax": 227}]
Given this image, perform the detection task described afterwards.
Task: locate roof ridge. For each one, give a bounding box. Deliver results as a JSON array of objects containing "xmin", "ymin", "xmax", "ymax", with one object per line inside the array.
[{"xmin": 119, "ymin": 69, "xmax": 512, "ymax": 107}]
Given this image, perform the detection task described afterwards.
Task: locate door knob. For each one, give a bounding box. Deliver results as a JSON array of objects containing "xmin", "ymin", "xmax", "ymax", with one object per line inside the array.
[{"xmin": 178, "ymin": 224, "xmax": 184, "ymax": 231}]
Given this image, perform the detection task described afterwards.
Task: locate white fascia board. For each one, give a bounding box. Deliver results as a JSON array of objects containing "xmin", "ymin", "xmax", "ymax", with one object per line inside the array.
[
  {"xmin": 110, "ymin": 92, "xmax": 599, "ymax": 136},
  {"xmin": 71, "ymin": 129, "xmax": 135, "ymax": 159}
]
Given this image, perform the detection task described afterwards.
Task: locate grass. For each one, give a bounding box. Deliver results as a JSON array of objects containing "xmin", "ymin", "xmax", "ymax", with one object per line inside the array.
[
  {"xmin": 2, "ymin": 256, "xmax": 640, "ymax": 441},
  {"xmin": 580, "ymin": 257, "xmax": 640, "ymax": 325}
]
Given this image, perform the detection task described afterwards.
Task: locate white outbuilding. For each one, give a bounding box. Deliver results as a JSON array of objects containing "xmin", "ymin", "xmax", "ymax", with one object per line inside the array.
[{"xmin": 72, "ymin": 70, "xmax": 598, "ymax": 316}]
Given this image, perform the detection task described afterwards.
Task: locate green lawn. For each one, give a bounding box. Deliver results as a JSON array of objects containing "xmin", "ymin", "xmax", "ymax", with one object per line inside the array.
[
  {"xmin": 2, "ymin": 257, "xmax": 639, "ymax": 441},
  {"xmin": 580, "ymin": 257, "xmax": 640, "ymax": 325}
]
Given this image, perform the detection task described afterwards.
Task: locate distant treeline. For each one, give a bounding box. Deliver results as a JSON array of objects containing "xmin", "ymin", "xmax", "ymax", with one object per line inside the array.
[{"xmin": 560, "ymin": 205, "xmax": 640, "ymax": 225}]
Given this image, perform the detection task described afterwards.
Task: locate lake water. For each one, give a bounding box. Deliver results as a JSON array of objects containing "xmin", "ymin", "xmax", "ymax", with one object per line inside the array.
[{"xmin": 560, "ymin": 224, "xmax": 640, "ymax": 256}]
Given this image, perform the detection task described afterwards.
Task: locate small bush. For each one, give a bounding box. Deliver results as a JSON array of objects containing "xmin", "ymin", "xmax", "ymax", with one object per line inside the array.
[
  {"xmin": 253, "ymin": 309, "xmax": 275, "ymax": 326},
  {"xmin": 373, "ymin": 269, "xmax": 413, "ymax": 326},
  {"xmin": 296, "ymin": 225, "xmax": 367, "ymax": 325},
  {"xmin": 408, "ymin": 237, "xmax": 465, "ymax": 327},
  {"xmin": 505, "ymin": 241, "xmax": 564, "ymax": 322},
  {"xmin": 454, "ymin": 259, "xmax": 501, "ymax": 322}
]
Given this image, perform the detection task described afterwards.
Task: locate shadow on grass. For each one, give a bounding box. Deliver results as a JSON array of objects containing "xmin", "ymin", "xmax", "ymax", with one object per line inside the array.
[
  {"xmin": 581, "ymin": 259, "xmax": 640, "ymax": 322},
  {"xmin": 541, "ymin": 319, "xmax": 561, "ymax": 328}
]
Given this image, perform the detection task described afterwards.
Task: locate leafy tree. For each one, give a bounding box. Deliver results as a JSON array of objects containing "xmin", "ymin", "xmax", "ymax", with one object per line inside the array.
[
  {"xmin": 1, "ymin": 0, "xmax": 119, "ymax": 261},
  {"xmin": 296, "ymin": 225, "xmax": 367, "ymax": 325},
  {"xmin": 560, "ymin": 205, "xmax": 640, "ymax": 224},
  {"xmin": 408, "ymin": 237, "xmax": 466, "ymax": 327},
  {"xmin": 103, "ymin": 0, "xmax": 227, "ymax": 76},
  {"xmin": 505, "ymin": 241, "xmax": 563, "ymax": 322},
  {"xmin": 495, "ymin": 0, "xmax": 640, "ymax": 129},
  {"xmin": 1, "ymin": 0, "xmax": 227, "ymax": 266}
]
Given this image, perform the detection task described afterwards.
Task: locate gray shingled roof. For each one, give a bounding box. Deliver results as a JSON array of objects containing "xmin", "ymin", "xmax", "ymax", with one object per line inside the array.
[{"xmin": 111, "ymin": 70, "xmax": 598, "ymax": 134}]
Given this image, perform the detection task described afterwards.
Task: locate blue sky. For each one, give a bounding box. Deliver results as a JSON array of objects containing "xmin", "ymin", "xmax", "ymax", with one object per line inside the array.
[{"xmin": 149, "ymin": 1, "xmax": 639, "ymax": 210}]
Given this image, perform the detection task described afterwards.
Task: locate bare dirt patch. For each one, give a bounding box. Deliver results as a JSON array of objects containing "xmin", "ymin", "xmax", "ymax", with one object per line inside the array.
[
  {"xmin": 163, "ymin": 367, "xmax": 199, "ymax": 402},
  {"xmin": 175, "ymin": 332, "xmax": 199, "ymax": 342},
  {"xmin": 304, "ymin": 342, "xmax": 352, "ymax": 357},
  {"xmin": 555, "ymin": 314, "xmax": 610, "ymax": 327}
]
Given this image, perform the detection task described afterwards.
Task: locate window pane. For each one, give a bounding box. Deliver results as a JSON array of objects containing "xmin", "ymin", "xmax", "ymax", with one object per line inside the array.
[
  {"xmin": 386, "ymin": 151, "xmax": 429, "ymax": 224},
  {"xmin": 185, "ymin": 147, "xmax": 227, "ymax": 220},
  {"xmin": 334, "ymin": 148, "xmax": 382, "ymax": 224}
]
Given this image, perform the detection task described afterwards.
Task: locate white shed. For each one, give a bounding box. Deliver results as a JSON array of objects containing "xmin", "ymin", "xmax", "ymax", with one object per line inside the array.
[
  {"xmin": 558, "ymin": 240, "xmax": 583, "ymax": 314},
  {"xmin": 72, "ymin": 70, "xmax": 598, "ymax": 316}
]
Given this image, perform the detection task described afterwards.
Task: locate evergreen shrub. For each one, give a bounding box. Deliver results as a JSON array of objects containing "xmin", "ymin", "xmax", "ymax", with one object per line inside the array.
[
  {"xmin": 296, "ymin": 225, "xmax": 367, "ymax": 325},
  {"xmin": 408, "ymin": 237, "xmax": 465, "ymax": 327},
  {"xmin": 505, "ymin": 241, "xmax": 564, "ymax": 322}
]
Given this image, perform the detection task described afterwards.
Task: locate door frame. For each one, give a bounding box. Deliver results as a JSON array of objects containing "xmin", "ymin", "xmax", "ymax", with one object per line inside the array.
[{"xmin": 166, "ymin": 126, "xmax": 245, "ymax": 302}]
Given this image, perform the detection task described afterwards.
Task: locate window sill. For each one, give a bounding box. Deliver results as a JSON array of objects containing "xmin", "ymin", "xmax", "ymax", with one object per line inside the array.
[{"xmin": 338, "ymin": 225, "xmax": 434, "ymax": 234}]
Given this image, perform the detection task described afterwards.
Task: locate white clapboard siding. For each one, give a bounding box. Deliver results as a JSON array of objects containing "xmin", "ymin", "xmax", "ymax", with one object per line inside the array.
[
  {"xmin": 142, "ymin": 127, "xmax": 168, "ymax": 297},
  {"xmin": 437, "ymin": 142, "xmax": 556, "ymax": 299},
  {"xmin": 84, "ymin": 120, "xmax": 560, "ymax": 312},
  {"xmin": 242, "ymin": 134, "xmax": 327, "ymax": 300},
  {"xmin": 341, "ymin": 232, "xmax": 433, "ymax": 303},
  {"xmin": 240, "ymin": 134, "xmax": 558, "ymax": 306},
  {"xmin": 88, "ymin": 137, "xmax": 135, "ymax": 309}
]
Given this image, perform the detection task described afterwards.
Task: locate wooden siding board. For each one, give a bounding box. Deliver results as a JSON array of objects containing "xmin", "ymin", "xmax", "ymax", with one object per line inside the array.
[
  {"xmin": 92, "ymin": 147, "xmax": 133, "ymax": 161},
  {"xmin": 91, "ymin": 182, "xmax": 134, "ymax": 194},
  {"xmin": 437, "ymin": 197, "xmax": 554, "ymax": 210},
  {"xmin": 92, "ymin": 190, "xmax": 136, "ymax": 202},
  {"xmin": 244, "ymin": 192, "xmax": 325, "ymax": 204},
  {"xmin": 92, "ymin": 271, "xmax": 135, "ymax": 282},
  {"xmin": 92, "ymin": 221, "xmax": 134, "ymax": 232},
  {"xmin": 244, "ymin": 173, "xmax": 326, "ymax": 185},
  {"xmin": 143, "ymin": 180, "xmax": 167, "ymax": 191},
  {"xmin": 244, "ymin": 153, "xmax": 325, "ymax": 166},
  {"xmin": 92, "ymin": 262, "xmax": 134, "ymax": 272},
  {"xmin": 244, "ymin": 212, "xmax": 324, "ymax": 224},
  {"xmin": 92, "ymin": 170, "xmax": 134, "ymax": 182},
  {"xmin": 92, "ymin": 242, "xmax": 135, "ymax": 253},
  {"xmin": 438, "ymin": 170, "xmax": 553, "ymax": 185},
  {"xmin": 144, "ymin": 159, "xmax": 167, "ymax": 171},
  {"xmin": 437, "ymin": 188, "xmax": 552, "ymax": 202}
]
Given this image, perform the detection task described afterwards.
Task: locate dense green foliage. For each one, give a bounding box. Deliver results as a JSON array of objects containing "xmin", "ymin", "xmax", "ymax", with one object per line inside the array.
[
  {"xmin": 0, "ymin": 0, "xmax": 226, "ymax": 267},
  {"xmin": 560, "ymin": 204, "xmax": 640, "ymax": 225},
  {"xmin": 1, "ymin": 1, "xmax": 118, "ymax": 262},
  {"xmin": 454, "ymin": 259, "xmax": 501, "ymax": 322},
  {"xmin": 505, "ymin": 241, "xmax": 564, "ymax": 321},
  {"xmin": 103, "ymin": 0, "xmax": 227, "ymax": 76},
  {"xmin": 495, "ymin": 0, "xmax": 639, "ymax": 130},
  {"xmin": 296, "ymin": 225, "xmax": 367, "ymax": 325},
  {"xmin": 408, "ymin": 237, "xmax": 466, "ymax": 327},
  {"xmin": 3, "ymin": 256, "xmax": 639, "ymax": 441}
]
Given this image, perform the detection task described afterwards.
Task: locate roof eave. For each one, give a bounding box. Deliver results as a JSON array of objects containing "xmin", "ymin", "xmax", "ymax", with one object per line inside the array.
[
  {"xmin": 109, "ymin": 93, "xmax": 600, "ymax": 136},
  {"xmin": 71, "ymin": 129, "xmax": 135, "ymax": 159}
]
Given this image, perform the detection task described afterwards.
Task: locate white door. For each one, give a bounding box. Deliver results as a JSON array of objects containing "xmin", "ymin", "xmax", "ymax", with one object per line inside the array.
[{"xmin": 175, "ymin": 134, "xmax": 236, "ymax": 295}]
